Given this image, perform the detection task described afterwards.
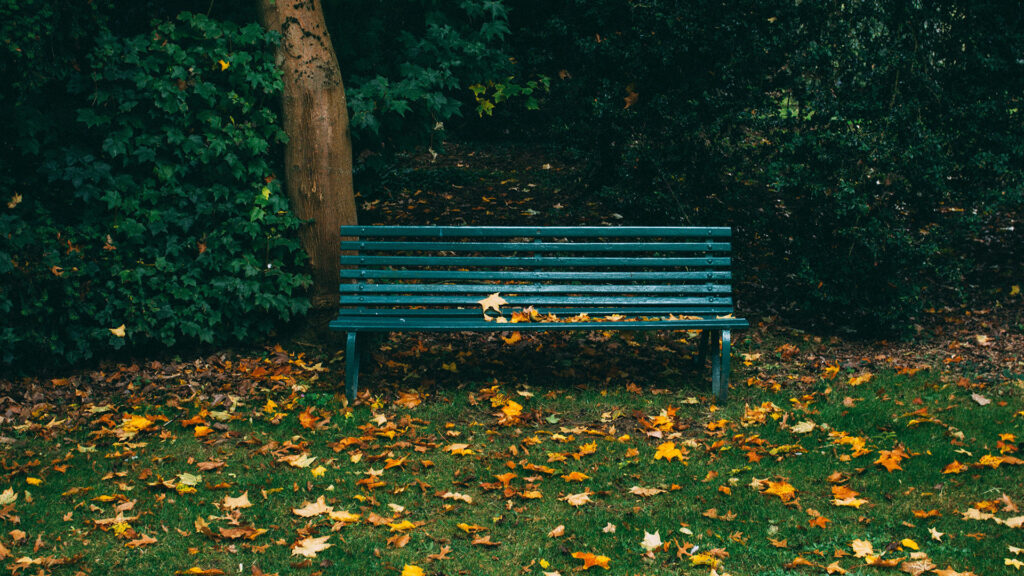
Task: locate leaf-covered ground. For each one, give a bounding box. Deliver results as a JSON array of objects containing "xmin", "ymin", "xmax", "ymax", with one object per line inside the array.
[
  {"xmin": 1, "ymin": 311, "xmax": 1022, "ymax": 576},
  {"xmin": 2, "ymin": 145, "xmax": 1021, "ymax": 575}
]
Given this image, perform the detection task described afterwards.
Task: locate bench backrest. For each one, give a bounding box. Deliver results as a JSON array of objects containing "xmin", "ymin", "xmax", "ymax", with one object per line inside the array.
[{"xmin": 338, "ymin": 226, "xmax": 736, "ymax": 319}]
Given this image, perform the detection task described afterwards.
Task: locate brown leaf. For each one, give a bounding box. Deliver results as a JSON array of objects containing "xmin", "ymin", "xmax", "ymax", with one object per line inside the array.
[
  {"xmin": 426, "ymin": 545, "xmax": 452, "ymax": 561},
  {"xmin": 901, "ymin": 560, "xmax": 937, "ymax": 576},
  {"xmin": 387, "ymin": 533, "xmax": 410, "ymax": 548},
  {"xmin": 471, "ymin": 535, "xmax": 501, "ymax": 547},
  {"xmin": 629, "ymin": 486, "xmax": 666, "ymax": 497}
]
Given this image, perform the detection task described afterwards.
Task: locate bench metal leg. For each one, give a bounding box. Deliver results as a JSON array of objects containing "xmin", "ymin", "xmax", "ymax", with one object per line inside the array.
[
  {"xmin": 694, "ymin": 329, "xmax": 710, "ymax": 368},
  {"xmin": 345, "ymin": 332, "xmax": 361, "ymax": 402},
  {"xmin": 711, "ymin": 330, "xmax": 731, "ymax": 403}
]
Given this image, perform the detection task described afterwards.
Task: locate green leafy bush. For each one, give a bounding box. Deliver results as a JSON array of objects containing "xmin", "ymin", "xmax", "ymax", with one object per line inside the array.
[{"xmin": 0, "ymin": 11, "xmax": 309, "ymax": 367}]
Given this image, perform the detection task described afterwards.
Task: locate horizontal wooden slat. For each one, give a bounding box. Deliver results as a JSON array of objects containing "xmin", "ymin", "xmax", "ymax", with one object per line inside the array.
[
  {"xmin": 339, "ymin": 284, "xmax": 731, "ymax": 294},
  {"xmin": 330, "ymin": 316, "xmax": 749, "ymax": 332},
  {"xmin": 340, "ymin": 226, "xmax": 731, "ymax": 238},
  {"xmin": 339, "ymin": 270, "xmax": 732, "ymax": 281},
  {"xmin": 340, "ymin": 241, "xmax": 731, "ymax": 253},
  {"xmin": 338, "ymin": 295, "xmax": 732, "ymax": 306},
  {"xmin": 340, "ymin": 256, "xmax": 730, "ymax": 267},
  {"xmin": 344, "ymin": 307, "xmax": 736, "ymax": 317}
]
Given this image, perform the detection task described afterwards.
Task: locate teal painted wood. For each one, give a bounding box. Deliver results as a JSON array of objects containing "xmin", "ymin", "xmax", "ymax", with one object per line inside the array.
[
  {"xmin": 346, "ymin": 306, "xmax": 737, "ymax": 317},
  {"xmin": 340, "ymin": 225, "xmax": 731, "ymax": 238},
  {"xmin": 339, "ymin": 284, "xmax": 732, "ymax": 294},
  {"xmin": 341, "ymin": 241, "xmax": 732, "ymax": 252},
  {"xmin": 339, "ymin": 295, "xmax": 731, "ymax": 306},
  {"xmin": 332, "ymin": 225, "xmax": 746, "ymax": 403},
  {"xmin": 340, "ymin": 255, "xmax": 730, "ymax": 267},
  {"xmin": 330, "ymin": 316, "xmax": 749, "ymax": 332},
  {"xmin": 339, "ymin": 270, "xmax": 732, "ymax": 281}
]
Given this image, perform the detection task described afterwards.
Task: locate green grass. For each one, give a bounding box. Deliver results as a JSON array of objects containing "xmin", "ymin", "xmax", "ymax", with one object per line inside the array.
[{"xmin": 2, "ymin": 339, "xmax": 1022, "ymax": 576}]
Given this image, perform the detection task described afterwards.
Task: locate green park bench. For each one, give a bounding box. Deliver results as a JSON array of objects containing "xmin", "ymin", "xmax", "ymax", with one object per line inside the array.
[{"xmin": 330, "ymin": 226, "xmax": 748, "ymax": 402}]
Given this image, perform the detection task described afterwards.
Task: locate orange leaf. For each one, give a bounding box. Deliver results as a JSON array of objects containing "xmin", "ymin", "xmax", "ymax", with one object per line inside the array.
[
  {"xmin": 762, "ymin": 480, "xmax": 797, "ymax": 502},
  {"xmin": 571, "ymin": 551, "xmax": 611, "ymax": 570},
  {"xmin": 809, "ymin": 516, "xmax": 831, "ymax": 529}
]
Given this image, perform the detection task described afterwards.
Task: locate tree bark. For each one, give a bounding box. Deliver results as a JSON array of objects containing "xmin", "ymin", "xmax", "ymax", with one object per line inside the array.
[{"xmin": 258, "ymin": 0, "xmax": 357, "ymax": 311}]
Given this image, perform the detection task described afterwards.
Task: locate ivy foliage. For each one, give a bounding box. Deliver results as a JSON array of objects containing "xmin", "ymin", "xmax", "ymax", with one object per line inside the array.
[{"xmin": 0, "ymin": 8, "xmax": 309, "ymax": 367}]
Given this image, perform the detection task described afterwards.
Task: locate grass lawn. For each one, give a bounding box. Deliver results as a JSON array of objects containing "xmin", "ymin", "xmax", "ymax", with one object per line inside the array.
[{"xmin": 1, "ymin": 326, "xmax": 1022, "ymax": 576}]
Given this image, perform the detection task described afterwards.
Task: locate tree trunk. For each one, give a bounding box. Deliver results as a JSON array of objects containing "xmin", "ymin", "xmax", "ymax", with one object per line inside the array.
[{"xmin": 258, "ymin": 0, "xmax": 357, "ymax": 311}]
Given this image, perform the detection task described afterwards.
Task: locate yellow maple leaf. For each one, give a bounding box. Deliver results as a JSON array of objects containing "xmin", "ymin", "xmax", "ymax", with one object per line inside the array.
[
  {"xmin": 848, "ymin": 372, "xmax": 873, "ymax": 386},
  {"xmin": 561, "ymin": 471, "xmax": 590, "ymax": 482},
  {"xmin": 690, "ymin": 554, "xmax": 718, "ymax": 567},
  {"xmin": 762, "ymin": 480, "xmax": 797, "ymax": 502},
  {"xmin": 109, "ymin": 324, "xmax": 126, "ymax": 337},
  {"xmin": 388, "ymin": 520, "xmax": 416, "ymax": 532},
  {"xmin": 500, "ymin": 400, "xmax": 523, "ymax": 422},
  {"xmin": 401, "ymin": 565, "xmax": 424, "ymax": 576},
  {"xmin": 122, "ymin": 414, "xmax": 153, "ymax": 433},
  {"xmin": 193, "ymin": 425, "xmax": 213, "ymax": 438},
  {"xmin": 311, "ymin": 465, "xmax": 327, "ymax": 478},
  {"xmin": 218, "ymin": 59, "xmax": 230, "ymax": 71},
  {"xmin": 456, "ymin": 522, "xmax": 487, "ymax": 533},
  {"xmin": 328, "ymin": 510, "xmax": 360, "ymax": 523},
  {"xmin": 653, "ymin": 441, "xmax": 685, "ymax": 462}
]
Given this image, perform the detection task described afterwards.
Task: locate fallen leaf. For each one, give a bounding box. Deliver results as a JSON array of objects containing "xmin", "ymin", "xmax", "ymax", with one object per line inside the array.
[
  {"xmin": 971, "ymin": 393, "xmax": 992, "ymax": 405},
  {"xmin": 561, "ymin": 471, "xmax": 590, "ymax": 482},
  {"xmin": 293, "ymin": 496, "xmax": 332, "ymax": 518},
  {"xmin": 901, "ymin": 559, "xmax": 937, "ymax": 575},
  {"xmin": 791, "ymin": 420, "xmax": 816, "ymax": 434},
  {"xmin": 291, "ymin": 535, "xmax": 331, "ymax": 558},
  {"xmin": 640, "ymin": 530, "xmax": 662, "ymax": 552},
  {"xmin": 851, "ymin": 539, "xmax": 874, "ymax": 558},
  {"xmin": 478, "ymin": 293, "xmax": 508, "ymax": 317},
  {"xmin": 762, "ymin": 480, "xmax": 797, "ymax": 502},
  {"xmin": 125, "ymin": 534, "xmax": 157, "ymax": 548},
  {"xmin": 223, "ymin": 492, "xmax": 252, "ymax": 510},
  {"xmin": 653, "ymin": 442, "xmax": 685, "ymax": 462},
  {"xmin": 561, "ymin": 491, "xmax": 593, "ymax": 507},
  {"xmin": 571, "ymin": 551, "xmax": 611, "ymax": 570},
  {"xmin": 629, "ymin": 486, "xmax": 666, "ymax": 497}
]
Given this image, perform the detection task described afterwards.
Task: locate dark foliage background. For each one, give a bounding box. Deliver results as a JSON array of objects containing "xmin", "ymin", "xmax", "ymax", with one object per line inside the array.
[
  {"xmin": 489, "ymin": 0, "xmax": 1023, "ymax": 331},
  {"xmin": 2, "ymin": 0, "xmax": 1021, "ymax": 368}
]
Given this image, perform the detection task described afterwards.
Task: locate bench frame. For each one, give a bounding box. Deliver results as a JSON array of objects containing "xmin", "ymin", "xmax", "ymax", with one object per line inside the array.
[{"xmin": 331, "ymin": 226, "xmax": 747, "ymax": 402}]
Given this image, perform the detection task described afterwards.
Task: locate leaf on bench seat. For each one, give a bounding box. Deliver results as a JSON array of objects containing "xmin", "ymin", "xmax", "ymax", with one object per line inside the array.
[{"xmin": 477, "ymin": 292, "xmax": 508, "ymax": 321}]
